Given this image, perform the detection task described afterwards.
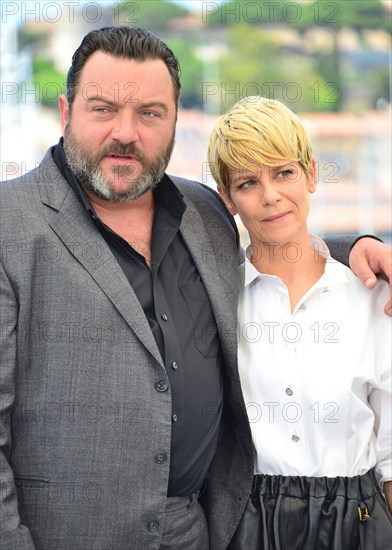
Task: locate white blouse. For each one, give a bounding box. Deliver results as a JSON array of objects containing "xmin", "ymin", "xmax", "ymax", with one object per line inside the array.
[{"xmin": 238, "ymin": 244, "xmax": 391, "ymax": 485}]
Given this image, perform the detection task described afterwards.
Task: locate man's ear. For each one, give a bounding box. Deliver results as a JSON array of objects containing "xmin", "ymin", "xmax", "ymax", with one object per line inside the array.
[
  {"xmin": 308, "ymin": 159, "xmax": 317, "ymax": 194},
  {"xmin": 218, "ymin": 186, "xmax": 238, "ymax": 216},
  {"xmin": 59, "ymin": 94, "xmax": 69, "ymax": 134}
]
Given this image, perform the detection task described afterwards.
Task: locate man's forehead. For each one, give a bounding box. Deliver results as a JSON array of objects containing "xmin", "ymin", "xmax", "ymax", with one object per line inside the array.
[
  {"xmin": 76, "ymin": 52, "xmax": 175, "ymax": 102},
  {"xmin": 78, "ymin": 51, "xmax": 170, "ymax": 84}
]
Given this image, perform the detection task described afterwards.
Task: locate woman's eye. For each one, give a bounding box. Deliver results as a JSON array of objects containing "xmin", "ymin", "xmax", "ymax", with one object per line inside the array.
[
  {"xmin": 238, "ymin": 180, "xmax": 255, "ymax": 189},
  {"xmin": 279, "ymin": 169, "xmax": 294, "ymax": 178}
]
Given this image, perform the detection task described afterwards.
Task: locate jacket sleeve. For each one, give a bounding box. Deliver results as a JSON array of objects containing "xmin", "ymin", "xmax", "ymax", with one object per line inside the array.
[
  {"xmin": 0, "ymin": 260, "xmax": 35, "ymax": 548},
  {"xmin": 324, "ymin": 234, "xmax": 383, "ymax": 267}
]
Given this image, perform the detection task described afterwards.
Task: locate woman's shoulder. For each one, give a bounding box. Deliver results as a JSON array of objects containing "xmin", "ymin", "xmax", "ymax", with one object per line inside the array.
[{"xmin": 327, "ymin": 257, "xmax": 390, "ymax": 315}]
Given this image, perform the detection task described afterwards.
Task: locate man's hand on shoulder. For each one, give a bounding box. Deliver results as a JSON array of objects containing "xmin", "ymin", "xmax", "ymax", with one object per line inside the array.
[{"xmin": 349, "ymin": 237, "xmax": 392, "ymax": 316}]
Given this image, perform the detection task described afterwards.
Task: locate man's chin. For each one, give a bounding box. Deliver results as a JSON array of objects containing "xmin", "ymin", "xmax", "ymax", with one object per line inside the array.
[{"xmin": 86, "ymin": 176, "xmax": 156, "ymax": 203}]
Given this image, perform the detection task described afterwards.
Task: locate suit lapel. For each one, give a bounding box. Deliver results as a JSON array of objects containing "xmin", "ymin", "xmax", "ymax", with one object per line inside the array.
[
  {"xmin": 179, "ymin": 201, "xmax": 240, "ymax": 373},
  {"xmin": 38, "ymin": 152, "xmax": 163, "ymax": 367}
]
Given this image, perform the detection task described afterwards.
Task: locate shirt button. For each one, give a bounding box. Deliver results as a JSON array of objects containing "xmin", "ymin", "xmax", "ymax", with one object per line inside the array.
[
  {"xmin": 172, "ymin": 362, "xmax": 178, "ymax": 370},
  {"xmin": 147, "ymin": 520, "xmax": 159, "ymax": 532},
  {"xmin": 322, "ymin": 287, "xmax": 329, "ymax": 293},
  {"xmin": 299, "ymin": 304, "xmax": 306, "ymax": 310},
  {"xmin": 292, "ymin": 434, "xmax": 300, "ymax": 442},
  {"xmin": 286, "ymin": 388, "xmax": 293, "ymax": 396},
  {"xmin": 161, "ymin": 313, "xmax": 168, "ymax": 321},
  {"xmin": 154, "ymin": 452, "xmax": 168, "ymax": 464},
  {"xmin": 172, "ymin": 414, "xmax": 178, "ymax": 422},
  {"xmin": 155, "ymin": 379, "xmax": 169, "ymax": 392}
]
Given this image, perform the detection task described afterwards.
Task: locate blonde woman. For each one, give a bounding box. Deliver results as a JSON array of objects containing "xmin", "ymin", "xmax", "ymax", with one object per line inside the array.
[{"xmin": 208, "ymin": 96, "xmax": 391, "ymax": 549}]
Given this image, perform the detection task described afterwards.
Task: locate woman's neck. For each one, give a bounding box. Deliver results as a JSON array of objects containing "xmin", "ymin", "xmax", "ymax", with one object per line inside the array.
[{"xmin": 250, "ymin": 235, "xmax": 326, "ymax": 312}]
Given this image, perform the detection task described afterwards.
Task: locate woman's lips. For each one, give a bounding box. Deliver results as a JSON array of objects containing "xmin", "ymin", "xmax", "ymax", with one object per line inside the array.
[{"xmin": 263, "ymin": 211, "xmax": 291, "ymax": 222}]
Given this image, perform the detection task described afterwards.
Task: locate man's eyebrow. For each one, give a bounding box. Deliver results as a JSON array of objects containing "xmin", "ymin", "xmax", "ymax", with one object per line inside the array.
[
  {"xmin": 139, "ymin": 101, "xmax": 169, "ymax": 113},
  {"xmin": 86, "ymin": 96, "xmax": 118, "ymax": 107},
  {"xmin": 85, "ymin": 97, "xmax": 169, "ymax": 113}
]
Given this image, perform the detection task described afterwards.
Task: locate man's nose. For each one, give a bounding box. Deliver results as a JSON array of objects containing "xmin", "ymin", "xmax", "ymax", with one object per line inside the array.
[{"xmin": 111, "ymin": 112, "xmax": 139, "ymax": 143}]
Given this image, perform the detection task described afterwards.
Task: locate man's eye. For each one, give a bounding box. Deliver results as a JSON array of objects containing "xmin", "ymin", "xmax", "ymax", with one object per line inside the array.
[
  {"xmin": 94, "ymin": 107, "xmax": 110, "ymax": 113},
  {"xmin": 143, "ymin": 111, "xmax": 157, "ymax": 118}
]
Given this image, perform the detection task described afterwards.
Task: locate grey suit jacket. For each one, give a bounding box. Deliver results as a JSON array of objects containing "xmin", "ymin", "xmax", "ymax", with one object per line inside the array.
[
  {"xmin": 0, "ymin": 149, "xmax": 254, "ymax": 550},
  {"xmin": 0, "ymin": 149, "xmax": 355, "ymax": 550}
]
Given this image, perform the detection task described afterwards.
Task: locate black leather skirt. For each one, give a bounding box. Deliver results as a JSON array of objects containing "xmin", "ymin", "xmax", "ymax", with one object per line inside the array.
[{"xmin": 228, "ymin": 470, "xmax": 392, "ymax": 550}]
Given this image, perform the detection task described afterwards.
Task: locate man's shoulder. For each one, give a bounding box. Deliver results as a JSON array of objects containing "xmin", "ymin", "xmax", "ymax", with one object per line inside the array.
[
  {"xmin": 0, "ymin": 147, "xmax": 67, "ymax": 232},
  {"xmin": 169, "ymin": 174, "xmax": 228, "ymax": 214},
  {"xmin": 0, "ymin": 147, "xmax": 63, "ymax": 206},
  {"xmin": 1, "ymin": 147, "xmax": 59, "ymax": 191}
]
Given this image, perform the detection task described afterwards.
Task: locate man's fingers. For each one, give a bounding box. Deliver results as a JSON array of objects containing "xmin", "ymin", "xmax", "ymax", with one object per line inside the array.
[
  {"xmin": 364, "ymin": 276, "xmax": 377, "ymax": 289},
  {"xmin": 358, "ymin": 274, "xmax": 391, "ymax": 316}
]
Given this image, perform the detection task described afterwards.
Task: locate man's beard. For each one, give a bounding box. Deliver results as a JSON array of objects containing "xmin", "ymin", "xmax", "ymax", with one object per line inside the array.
[{"xmin": 63, "ymin": 126, "xmax": 175, "ymax": 202}]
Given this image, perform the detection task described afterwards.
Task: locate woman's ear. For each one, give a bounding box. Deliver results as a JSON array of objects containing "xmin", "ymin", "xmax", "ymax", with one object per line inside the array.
[
  {"xmin": 308, "ymin": 159, "xmax": 317, "ymax": 194},
  {"xmin": 218, "ymin": 186, "xmax": 238, "ymax": 216}
]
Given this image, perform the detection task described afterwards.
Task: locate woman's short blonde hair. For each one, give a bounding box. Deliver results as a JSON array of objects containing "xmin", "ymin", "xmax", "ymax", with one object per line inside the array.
[{"xmin": 208, "ymin": 96, "xmax": 313, "ymax": 194}]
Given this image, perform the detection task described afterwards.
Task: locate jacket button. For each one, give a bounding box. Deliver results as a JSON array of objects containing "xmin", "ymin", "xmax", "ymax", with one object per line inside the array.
[
  {"xmin": 155, "ymin": 452, "xmax": 168, "ymax": 464},
  {"xmin": 147, "ymin": 520, "xmax": 159, "ymax": 532},
  {"xmin": 155, "ymin": 379, "xmax": 169, "ymax": 392}
]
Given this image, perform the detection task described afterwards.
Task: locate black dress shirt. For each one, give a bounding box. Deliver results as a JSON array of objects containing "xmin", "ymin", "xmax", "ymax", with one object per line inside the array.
[{"xmin": 53, "ymin": 140, "xmax": 223, "ymax": 496}]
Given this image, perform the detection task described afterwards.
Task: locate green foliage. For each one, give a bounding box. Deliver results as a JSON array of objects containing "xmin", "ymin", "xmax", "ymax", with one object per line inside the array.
[
  {"xmin": 165, "ymin": 39, "xmax": 204, "ymax": 108},
  {"xmin": 218, "ymin": 25, "xmax": 337, "ymax": 113},
  {"xmin": 32, "ymin": 58, "xmax": 66, "ymax": 109},
  {"xmin": 292, "ymin": 0, "xmax": 391, "ymax": 33},
  {"xmin": 203, "ymin": 0, "xmax": 391, "ymax": 33},
  {"xmin": 118, "ymin": 0, "xmax": 188, "ymax": 31},
  {"xmin": 202, "ymin": 0, "xmax": 389, "ymax": 112}
]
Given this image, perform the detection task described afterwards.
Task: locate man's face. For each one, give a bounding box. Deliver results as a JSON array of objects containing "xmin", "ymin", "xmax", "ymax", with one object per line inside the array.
[{"xmin": 59, "ymin": 51, "xmax": 177, "ymax": 202}]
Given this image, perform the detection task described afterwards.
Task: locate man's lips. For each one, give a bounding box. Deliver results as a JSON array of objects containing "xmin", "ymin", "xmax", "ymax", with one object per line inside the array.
[
  {"xmin": 105, "ymin": 153, "xmax": 138, "ymax": 162},
  {"xmin": 263, "ymin": 211, "xmax": 291, "ymax": 222}
]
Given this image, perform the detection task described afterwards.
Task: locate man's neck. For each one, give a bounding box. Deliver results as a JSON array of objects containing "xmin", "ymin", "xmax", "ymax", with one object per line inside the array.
[{"xmin": 86, "ymin": 189, "xmax": 155, "ymax": 267}]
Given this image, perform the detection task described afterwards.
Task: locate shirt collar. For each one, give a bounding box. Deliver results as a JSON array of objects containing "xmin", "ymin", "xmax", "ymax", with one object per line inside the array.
[{"xmin": 241, "ymin": 236, "xmax": 350, "ymax": 289}]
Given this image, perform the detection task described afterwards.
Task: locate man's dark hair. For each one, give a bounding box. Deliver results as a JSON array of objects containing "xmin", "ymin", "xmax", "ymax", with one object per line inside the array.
[{"xmin": 66, "ymin": 26, "xmax": 181, "ymax": 108}]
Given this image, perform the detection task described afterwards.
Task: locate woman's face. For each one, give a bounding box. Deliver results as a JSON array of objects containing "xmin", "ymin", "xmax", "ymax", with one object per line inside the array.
[{"xmin": 223, "ymin": 160, "xmax": 316, "ymax": 247}]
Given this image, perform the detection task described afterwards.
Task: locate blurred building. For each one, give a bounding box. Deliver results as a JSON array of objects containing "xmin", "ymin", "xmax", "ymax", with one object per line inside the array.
[
  {"xmin": 170, "ymin": 108, "xmax": 391, "ymax": 243},
  {"xmin": 1, "ymin": 4, "xmax": 391, "ymax": 243}
]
